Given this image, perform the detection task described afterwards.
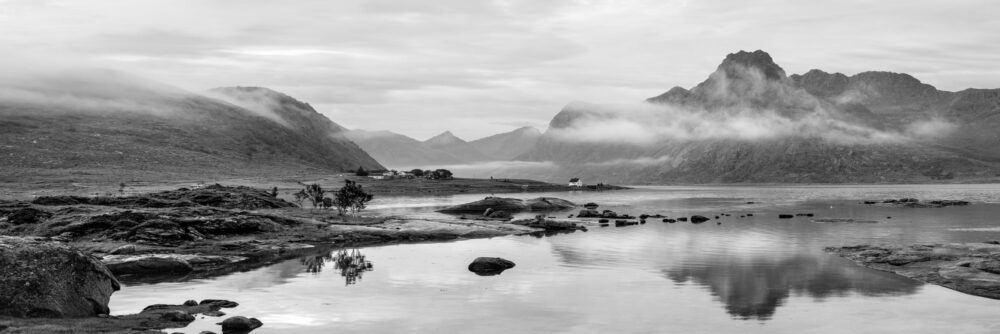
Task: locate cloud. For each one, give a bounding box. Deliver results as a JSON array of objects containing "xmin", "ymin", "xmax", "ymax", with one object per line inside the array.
[
  {"xmin": 547, "ymin": 65, "xmax": 958, "ymax": 146},
  {"xmin": 1, "ymin": 0, "xmax": 998, "ymax": 139}
]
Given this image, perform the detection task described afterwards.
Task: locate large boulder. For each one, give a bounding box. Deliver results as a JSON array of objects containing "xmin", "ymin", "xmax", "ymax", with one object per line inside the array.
[
  {"xmin": 468, "ymin": 257, "xmax": 516, "ymax": 276},
  {"xmin": 220, "ymin": 316, "xmax": 263, "ymax": 333},
  {"xmin": 0, "ymin": 236, "xmax": 120, "ymax": 317}
]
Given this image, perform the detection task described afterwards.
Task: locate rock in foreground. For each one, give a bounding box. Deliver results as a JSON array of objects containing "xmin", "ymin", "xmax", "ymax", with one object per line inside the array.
[
  {"xmin": 826, "ymin": 243, "xmax": 1000, "ymax": 299},
  {"xmin": 0, "ymin": 236, "xmax": 121, "ymax": 318},
  {"xmin": 220, "ymin": 315, "xmax": 263, "ymax": 333},
  {"xmin": 468, "ymin": 257, "xmax": 516, "ymax": 276}
]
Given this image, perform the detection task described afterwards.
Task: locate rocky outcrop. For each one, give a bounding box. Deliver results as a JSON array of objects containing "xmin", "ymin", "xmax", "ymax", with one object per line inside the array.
[
  {"xmin": 826, "ymin": 243, "xmax": 1000, "ymax": 299},
  {"xmin": 32, "ymin": 184, "xmax": 298, "ymax": 210},
  {"xmin": 468, "ymin": 257, "xmax": 516, "ymax": 276},
  {"xmin": 438, "ymin": 197, "xmax": 576, "ymax": 214},
  {"xmin": 0, "ymin": 236, "xmax": 120, "ymax": 317},
  {"xmin": 220, "ymin": 316, "xmax": 263, "ymax": 333},
  {"xmin": 866, "ymin": 198, "xmax": 971, "ymax": 208}
]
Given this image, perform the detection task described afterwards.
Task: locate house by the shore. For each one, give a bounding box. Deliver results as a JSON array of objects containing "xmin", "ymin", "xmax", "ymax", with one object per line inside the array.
[{"xmin": 568, "ymin": 178, "xmax": 583, "ymax": 187}]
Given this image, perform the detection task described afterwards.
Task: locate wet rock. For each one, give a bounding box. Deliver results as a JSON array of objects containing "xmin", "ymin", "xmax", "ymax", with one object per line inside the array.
[
  {"xmin": 161, "ymin": 310, "xmax": 195, "ymax": 322},
  {"xmin": 678, "ymin": 217, "xmax": 688, "ymax": 222},
  {"xmin": 200, "ymin": 299, "xmax": 240, "ymax": 308},
  {"xmin": 468, "ymin": 257, "xmax": 516, "ymax": 276},
  {"xmin": 583, "ymin": 202, "xmax": 599, "ymax": 209},
  {"xmin": 219, "ymin": 316, "xmax": 263, "ymax": 333},
  {"xmin": 826, "ymin": 243, "xmax": 1000, "ymax": 299},
  {"xmin": 0, "ymin": 236, "xmax": 120, "ymax": 317},
  {"xmin": 778, "ymin": 214, "xmax": 794, "ymax": 219},
  {"xmin": 183, "ymin": 300, "xmax": 199, "ymax": 307},
  {"xmin": 577, "ymin": 209, "xmax": 601, "ymax": 218},
  {"xmin": 487, "ymin": 210, "xmax": 511, "ymax": 219},
  {"xmin": 110, "ymin": 244, "xmax": 137, "ymax": 255},
  {"xmin": 438, "ymin": 197, "xmax": 575, "ymax": 214},
  {"xmin": 812, "ymin": 218, "xmax": 879, "ymax": 224},
  {"xmin": 103, "ymin": 254, "xmax": 195, "ymax": 276},
  {"xmin": 204, "ymin": 310, "xmax": 227, "ymax": 317},
  {"xmin": 690, "ymin": 215, "xmax": 709, "ymax": 223}
]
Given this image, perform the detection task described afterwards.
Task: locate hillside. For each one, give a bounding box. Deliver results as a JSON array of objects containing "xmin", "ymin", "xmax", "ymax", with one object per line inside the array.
[
  {"xmin": 469, "ymin": 126, "xmax": 542, "ymax": 160},
  {"xmin": 0, "ymin": 74, "xmax": 383, "ymax": 185},
  {"xmin": 514, "ymin": 50, "xmax": 1000, "ymax": 184},
  {"xmin": 423, "ymin": 131, "xmax": 489, "ymax": 163},
  {"xmin": 344, "ymin": 129, "xmax": 465, "ymax": 168}
]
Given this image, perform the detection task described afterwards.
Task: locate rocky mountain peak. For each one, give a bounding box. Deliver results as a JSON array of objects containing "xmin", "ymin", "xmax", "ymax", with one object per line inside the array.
[
  {"xmin": 425, "ymin": 130, "xmax": 466, "ymax": 145},
  {"xmin": 717, "ymin": 50, "xmax": 787, "ymax": 81}
]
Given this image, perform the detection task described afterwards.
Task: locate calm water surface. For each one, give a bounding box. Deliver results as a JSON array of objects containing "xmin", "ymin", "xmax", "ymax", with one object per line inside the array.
[{"xmin": 112, "ymin": 185, "xmax": 1000, "ymax": 333}]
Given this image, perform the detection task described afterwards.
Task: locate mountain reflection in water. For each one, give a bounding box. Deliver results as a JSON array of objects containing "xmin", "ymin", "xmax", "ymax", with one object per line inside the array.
[{"xmin": 664, "ymin": 254, "xmax": 920, "ymax": 320}]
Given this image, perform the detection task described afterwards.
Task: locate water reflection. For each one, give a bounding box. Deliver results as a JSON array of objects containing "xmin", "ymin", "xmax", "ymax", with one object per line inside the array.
[
  {"xmin": 664, "ymin": 254, "xmax": 921, "ymax": 320},
  {"xmin": 299, "ymin": 249, "xmax": 375, "ymax": 285}
]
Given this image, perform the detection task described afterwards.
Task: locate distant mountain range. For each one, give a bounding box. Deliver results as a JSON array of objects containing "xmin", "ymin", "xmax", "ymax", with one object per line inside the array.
[
  {"xmin": 6, "ymin": 50, "xmax": 998, "ymax": 185},
  {"xmin": 346, "ymin": 126, "xmax": 541, "ymax": 169},
  {"xmin": 0, "ymin": 75, "xmax": 383, "ymax": 181},
  {"xmin": 513, "ymin": 50, "xmax": 1000, "ymax": 183}
]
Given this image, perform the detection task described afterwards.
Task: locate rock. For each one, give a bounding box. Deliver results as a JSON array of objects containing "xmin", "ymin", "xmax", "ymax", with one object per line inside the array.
[
  {"xmin": 577, "ymin": 209, "xmax": 601, "ymax": 218},
  {"xmin": 468, "ymin": 257, "xmax": 515, "ymax": 276},
  {"xmin": 110, "ymin": 244, "xmax": 137, "ymax": 255},
  {"xmin": 161, "ymin": 310, "xmax": 195, "ymax": 322},
  {"xmin": 826, "ymin": 243, "xmax": 1000, "ymax": 299},
  {"xmin": 204, "ymin": 310, "xmax": 227, "ymax": 317},
  {"xmin": 678, "ymin": 217, "xmax": 688, "ymax": 222},
  {"xmin": 583, "ymin": 202, "xmax": 599, "ymax": 209},
  {"xmin": 183, "ymin": 300, "xmax": 199, "ymax": 306},
  {"xmin": 0, "ymin": 236, "xmax": 120, "ymax": 317},
  {"xmin": 219, "ymin": 316, "xmax": 263, "ymax": 332},
  {"xmin": 438, "ymin": 197, "xmax": 575, "ymax": 214},
  {"xmin": 812, "ymin": 218, "xmax": 879, "ymax": 224},
  {"xmin": 598, "ymin": 218, "xmax": 609, "ymax": 223},
  {"xmin": 200, "ymin": 299, "xmax": 239, "ymax": 308},
  {"xmin": 690, "ymin": 215, "xmax": 709, "ymax": 223},
  {"xmin": 778, "ymin": 214, "xmax": 794, "ymax": 219},
  {"xmin": 200, "ymin": 332, "xmax": 218, "ymax": 334},
  {"xmin": 486, "ymin": 210, "xmax": 511, "ymax": 219},
  {"xmin": 103, "ymin": 254, "xmax": 194, "ymax": 276},
  {"xmin": 7, "ymin": 207, "xmax": 52, "ymax": 225}
]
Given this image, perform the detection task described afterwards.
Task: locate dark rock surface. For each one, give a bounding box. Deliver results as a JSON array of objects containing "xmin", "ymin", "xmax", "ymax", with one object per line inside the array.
[
  {"xmin": 827, "ymin": 243, "xmax": 1000, "ymax": 299},
  {"xmin": 690, "ymin": 215, "xmax": 710, "ymax": 223},
  {"xmin": 32, "ymin": 184, "xmax": 298, "ymax": 210},
  {"xmin": 0, "ymin": 236, "xmax": 120, "ymax": 318},
  {"xmin": 468, "ymin": 257, "xmax": 516, "ymax": 276},
  {"xmin": 439, "ymin": 197, "xmax": 576, "ymax": 214},
  {"xmin": 220, "ymin": 316, "xmax": 263, "ymax": 333}
]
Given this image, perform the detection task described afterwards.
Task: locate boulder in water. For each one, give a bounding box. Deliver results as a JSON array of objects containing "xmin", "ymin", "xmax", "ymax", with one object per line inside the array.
[
  {"xmin": 0, "ymin": 236, "xmax": 121, "ymax": 317},
  {"xmin": 468, "ymin": 257, "xmax": 515, "ymax": 276}
]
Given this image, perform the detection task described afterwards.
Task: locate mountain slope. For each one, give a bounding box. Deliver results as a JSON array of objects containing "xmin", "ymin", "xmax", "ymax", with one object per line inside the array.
[
  {"xmin": 514, "ymin": 50, "xmax": 1000, "ymax": 184},
  {"xmin": 469, "ymin": 126, "xmax": 542, "ymax": 160},
  {"xmin": 423, "ymin": 131, "xmax": 489, "ymax": 162},
  {"xmin": 0, "ymin": 74, "xmax": 383, "ymax": 183},
  {"xmin": 344, "ymin": 129, "xmax": 465, "ymax": 168}
]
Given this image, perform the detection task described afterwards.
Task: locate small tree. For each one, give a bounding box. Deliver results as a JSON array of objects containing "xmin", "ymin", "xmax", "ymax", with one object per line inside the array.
[
  {"xmin": 410, "ymin": 169, "xmax": 424, "ymax": 177},
  {"xmin": 300, "ymin": 183, "xmax": 326, "ymax": 208},
  {"xmin": 293, "ymin": 189, "xmax": 308, "ymax": 207},
  {"xmin": 355, "ymin": 166, "xmax": 369, "ymax": 177},
  {"xmin": 432, "ymin": 169, "xmax": 453, "ymax": 180},
  {"xmin": 334, "ymin": 180, "xmax": 374, "ymax": 215}
]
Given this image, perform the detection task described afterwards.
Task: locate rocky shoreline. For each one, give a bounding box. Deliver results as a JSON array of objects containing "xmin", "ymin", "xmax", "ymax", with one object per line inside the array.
[
  {"xmin": 826, "ymin": 242, "xmax": 1000, "ymax": 299},
  {"xmin": 0, "ymin": 184, "xmax": 598, "ymax": 333}
]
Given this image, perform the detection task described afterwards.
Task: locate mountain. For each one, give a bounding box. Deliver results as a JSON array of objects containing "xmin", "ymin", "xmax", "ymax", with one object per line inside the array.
[
  {"xmin": 469, "ymin": 126, "xmax": 542, "ymax": 160},
  {"xmin": 514, "ymin": 50, "xmax": 1000, "ymax": 184},
  {"xmin": 344, "ymin": 129, "xmax": 465, "ymax": 168},
  {"xmin": 0, "ymin": 74, "xmax": 383, "ymax": 183},
  {"xmin": 423, "ymin": 131, "xmax": 489, "ymax": 163}
]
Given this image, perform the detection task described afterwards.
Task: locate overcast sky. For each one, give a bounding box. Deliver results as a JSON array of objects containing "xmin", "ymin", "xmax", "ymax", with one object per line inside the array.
[{"xmin": 3, "ymin": 0, "xmax": 999, "ymax": 140}]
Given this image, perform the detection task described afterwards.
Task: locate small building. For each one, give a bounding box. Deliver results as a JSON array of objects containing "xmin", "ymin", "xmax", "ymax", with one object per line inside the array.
[{"xmin": 568, "ymin": 177, "xmax": 583, "ymax": 187}]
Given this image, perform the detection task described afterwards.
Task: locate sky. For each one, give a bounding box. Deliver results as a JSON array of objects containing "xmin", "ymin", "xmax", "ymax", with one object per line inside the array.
[{"xmin": 2, "ymin": 0, "xmax": 999, "ymax": 140}]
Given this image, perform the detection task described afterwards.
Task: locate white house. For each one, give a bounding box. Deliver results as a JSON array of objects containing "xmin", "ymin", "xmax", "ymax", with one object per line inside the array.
[{"xmin": 568, "ymin": 178, "xmax": 583, "ymax": 187}]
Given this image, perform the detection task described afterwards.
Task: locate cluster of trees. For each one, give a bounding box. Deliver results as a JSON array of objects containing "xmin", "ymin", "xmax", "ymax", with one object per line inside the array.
[
  {"xmin": 293, "ymin": 180, "xmax": 373, "ymax": 215},
  {"xmin": 409, "ymin": 168, "xmax": 453, "ymax": 180},
  {"xmin": 352, "ymin": 166, "xmax": 454, "ymax": 180}
]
